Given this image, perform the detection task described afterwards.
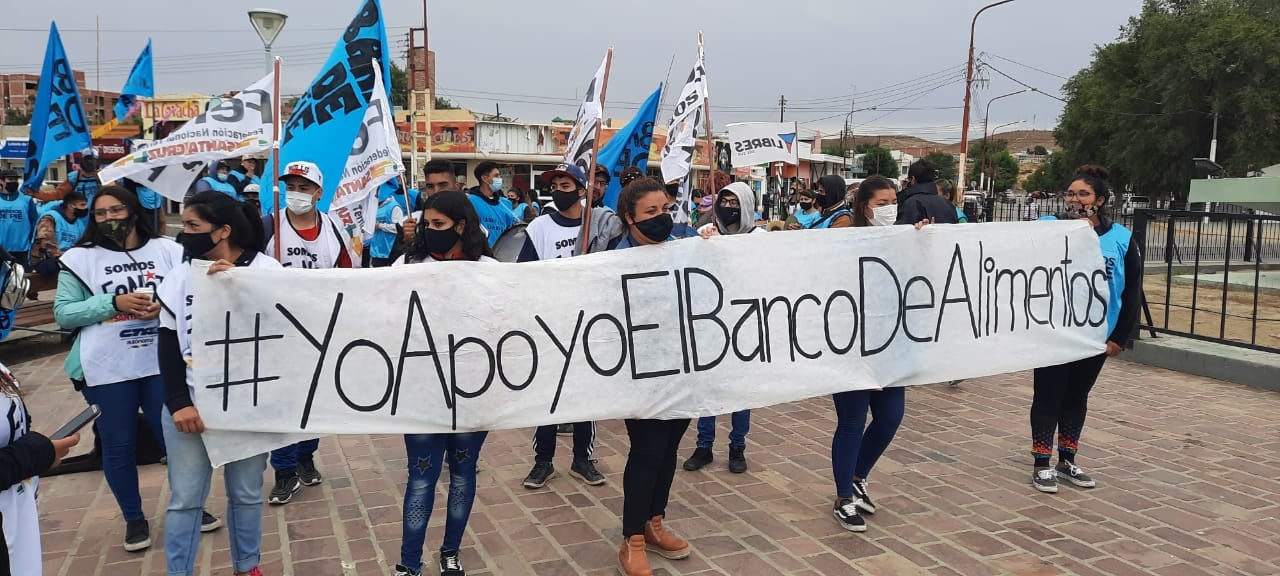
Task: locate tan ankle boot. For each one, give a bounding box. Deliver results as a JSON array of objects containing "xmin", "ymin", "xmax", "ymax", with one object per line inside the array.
[
  {"xmin": 618, "ymin": 535, "xmax": 653, "ymax": 576},
  {"xmin": 644, "ymin": 515, "xmax": 691, "ymax": 560}
]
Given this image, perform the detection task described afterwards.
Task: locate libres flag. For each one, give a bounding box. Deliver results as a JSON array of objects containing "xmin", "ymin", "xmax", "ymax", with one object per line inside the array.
[
  {"xmin": 596, "ymin": 84, "xmax": 661, "ymax": 209},
  {"xmin": 23, "ymin": 23, "xmax": 91, "ymax": 193},
  {"xmin": 562, "ymin": 52, "xmax": 610, "ymax": 172},
  {"xmin": 269, "ymin": 0, "xmax": 392, "ymax": 213},
  {"xmin": 115, "ymin": 39, "xmax": 154, "ymax": 122}
]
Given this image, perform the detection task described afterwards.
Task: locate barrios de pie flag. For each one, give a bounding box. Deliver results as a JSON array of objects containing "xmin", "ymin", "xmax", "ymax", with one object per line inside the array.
[
  {"xmin": 596, "ymin": 84, "xmax": 662, "ymax": 209},
  {"xmin": 22, "ymin": 23, "xmax": 92, "ymax": 193}
]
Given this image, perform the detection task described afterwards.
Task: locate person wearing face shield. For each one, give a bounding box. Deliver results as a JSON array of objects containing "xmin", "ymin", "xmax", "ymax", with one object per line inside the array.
[
  {"xmin": 157, "ymin": 190, "xmax": 280, "ymax": 576},
  {"xmin": 260, "ymin": 161, "xmax": 356, "ymax": 506},
  {"xmin": 54, "ymin": 186, "xmax": 203, "ymax": 553},
  {"xmin": 1026, "ymin": 165, "xmax": 1140, "ymax": 495},
  {"xmin": 0, "ymin": 169, "xmax": 38, "ymax": 268},
  {"xmin": 194, "ymin": 162, "xmax": 240, "ymax": 200}
]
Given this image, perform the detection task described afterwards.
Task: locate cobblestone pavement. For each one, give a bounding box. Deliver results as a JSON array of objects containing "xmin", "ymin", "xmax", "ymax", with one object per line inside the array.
[{"xmin": 13, "ymin": 350, "xmax": 1280, "ymax": 576}]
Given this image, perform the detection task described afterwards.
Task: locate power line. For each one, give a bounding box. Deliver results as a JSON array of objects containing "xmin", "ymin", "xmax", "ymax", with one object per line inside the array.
[
  {"xmin": 983, "ymin": 53, "xmax": 1071, "ymax": 81},
  {"xmin": 976, "ymin": 60, "xmax": 1210, "ymax": 117},
  {"xmin": 0, "ymin": 26, "xmax": 347, "ymax": 34}
]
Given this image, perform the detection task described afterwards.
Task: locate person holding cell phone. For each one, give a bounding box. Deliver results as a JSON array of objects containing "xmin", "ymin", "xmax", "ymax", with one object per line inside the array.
[
  {"xmin": 156, "ymin": 191, "xmax": 282, "ymax": 576},
  {"xmin": 53, "ymin": 185, "xmax": 221, "ymax": 553}
]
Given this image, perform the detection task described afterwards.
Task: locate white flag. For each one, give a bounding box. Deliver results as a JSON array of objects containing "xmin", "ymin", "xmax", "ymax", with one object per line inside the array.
[
  {"xmin": 329, "ymin": 62, "xmax": 402, "ymax": 211},
  {"xmin": 662, "ymin": 43, "xmax": 708, "ymax": 224},
  {"xmin": 121, "ymin": 139, "xmax": 206, "ymax": 202},
  {"xmin": 563, "ymin": 53, "xmax": 609, "ymax": 171},
  {"xmin": 727, "ymin": 122, "xmax": 799, "ymax": 166},
  {"xmin": 99, "ymin": 71, "xmax": 274, "ymax": 195}
]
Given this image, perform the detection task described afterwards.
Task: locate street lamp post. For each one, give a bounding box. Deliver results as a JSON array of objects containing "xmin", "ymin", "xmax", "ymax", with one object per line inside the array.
[
  {"xmin": 982, "ymin": 120, "xmax": 1024, "ymax": 191},
  {"xmin": 958, "ymin": 0, "xmax": 1020, "ymax": 199},
  {"xmin": 248, "ymin": 9, "xmax": 288, "ymax": 75},
  {"xmin": 979, "ymin": 88, "xmax": 1033, "ymax": 190}
]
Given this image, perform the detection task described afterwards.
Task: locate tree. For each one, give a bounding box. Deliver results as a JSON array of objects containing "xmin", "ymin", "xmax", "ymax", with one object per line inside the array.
[
  {"xmin": 390, "ymin": 61, "xmax": 409, "ymax": 109},
  {"xmin": 861, "ymin": 146, "xmax": 899, "ymax": 179},
  {"xmin": 1023, "ymin": 152, "xmax": 1072, "ymax": 193},
  {"xmin": 2, "ymin": 109, "xmax": 31, "ymax": 126},
  {"xmin": 822, "ymin": 145, "xmax": 845, "ymax": 157},
  {"xmin": 435, "ymin": 96, "xmax": 459, "ymax": 110},
  {"xmin": 924, "ymin": 151, "xmax": 958, "ymax": 182},
  {"xmin": 1054, "ymin": 0, "xmax": 1280, "ymax": 202},
  {"xmin": 966, "ymin": 138, "xmax": 1009, "ymax": 187},
  {"xmin": 854, "ymin": 142, "xmax": 877, "ymax": 154},
  {"xmin": 1031, "ymin": 145, "xmax": 1048, "ymax": 156}
]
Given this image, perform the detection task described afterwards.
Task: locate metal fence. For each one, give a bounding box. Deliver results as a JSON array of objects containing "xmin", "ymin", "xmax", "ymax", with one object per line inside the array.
[{"xmin": 1132, "ymin": 209, "xmax": 1280, "ymax": 353}]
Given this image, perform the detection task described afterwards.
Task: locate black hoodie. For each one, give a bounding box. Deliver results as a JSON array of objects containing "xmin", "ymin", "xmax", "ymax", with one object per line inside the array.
[{"xmin": 896, "ymin": 180, "xmax": 960, "ymax": 225}]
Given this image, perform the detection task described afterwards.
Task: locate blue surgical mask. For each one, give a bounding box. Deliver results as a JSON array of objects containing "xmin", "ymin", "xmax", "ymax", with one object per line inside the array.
[
  {"xmin": 490, "ymin": 177, "xmax": 503, "ymax": 192},
  {"xmin": 217, "ymin": 173, "xmax": 229, "ymax": 182}
]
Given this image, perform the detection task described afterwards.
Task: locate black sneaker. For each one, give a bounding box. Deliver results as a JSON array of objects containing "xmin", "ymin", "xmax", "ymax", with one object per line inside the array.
[
  {"xmin": 556, "ymin": 423, "xmax": 574, "ymax": 435},
  {"xmin": 522, "ymin": 462, "xmax": 556, "ymax": 489},
  {"xmin": 200, "ymin": 510, "xmax": 222, "ymax": 532},
  {"xmin": 439, "ymin": 549, "xmax": 465, "ymax": 576},
  {"xmin": 850, "ymin": 479, "xmax": 875, "ymax": 514},
  {"xmin": 832, "ymin": 498, "xmax": 867, "ymax": 533},
  {"xmin": 1033, "ymin": 467, "xmax": 1059, "ymax": 493},
  {"xmin": 570, "ymin": 459, "xmax": 606, "ymax": 486},
  {"xmin": 1055, "ymin": 461, "xmax": 1097, "ymax": 488},
  {"xmin": 682, "ymin": 447, "xmax": 713, "ymax": 471},
  {"xmin": 124, "ymin": 519, "xmax": 151, "ymax": 552},
  {"xmin": 269, "ymin": 473, "xmax": 302, "ymax": 505},
  {"xmin": 728, "ymin": 446, "xmax": 747, "ymax": 474},
  {"xmin": 392, "ymin": 564, "xmax": 421, "ymax": 576},
  {"xmin": 298, "ymin": 458, "xmax": 323, "ymax": 486}
]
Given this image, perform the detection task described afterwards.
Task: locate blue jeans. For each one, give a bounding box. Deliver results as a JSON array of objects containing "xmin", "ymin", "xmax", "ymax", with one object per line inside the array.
[
  {"xmin": 400, "ymin": 432, "xmax": 487, "ymax": 572},
  {"xmin": 831, "ymin": 387, "xmax": 906, "ymax": 499},
  {"xmin": 696, "ymin": 410, "xmax": 750, "ymax": 450},
  {"xmin": 81, "ymin": 375, "xmax": 166, "ymax": 522},
  {"xmin": 269, "ymin": 439, "xmax": 319, "ymax": 474},
  {"xmin": 161, "ymin": 409, "xmax": 267, "ymax": 576}
]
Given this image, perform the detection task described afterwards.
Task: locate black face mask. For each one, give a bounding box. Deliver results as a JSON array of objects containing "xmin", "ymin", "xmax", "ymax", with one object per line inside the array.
[
  {"xmin": 72, "ymin": 208, "xmax": 89, "ymax": 219},
  {"xmin": 176, "ymin": 231, "xmax": 220, "ymax": 260},
  {"xmin": 552, "ymin": 190, "xmax": 580, "ymax": 213},
  {"xmin": 3, "ymin": 182, "xmax": 17, "ymax": 194},
  {"xmin": 632, "ymin": 213, "xmax": 674, "ymax": 242},
  {"xmin": 716, "ymin": 205, "xmax": 741, "ymax": 227},
  {"xmin": 424, "ymin": 226, "xmax": 461, "ymax": 256},
  {"xmin": 799, "ymin": 201, "xmax": 814, "ymax": 210}
]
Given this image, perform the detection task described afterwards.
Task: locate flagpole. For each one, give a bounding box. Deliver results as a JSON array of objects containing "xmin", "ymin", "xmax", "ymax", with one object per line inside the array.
[
  {"xmin": 271, "ymin": 56, "xmax": 283, "ymax": 261},
  {"xmin": 579, "ymin": 48, "xmax": 613, "ymax": 254},
  {"xmin": 698, "ymin": 33, "xmax": 714, "ymax": 199}
]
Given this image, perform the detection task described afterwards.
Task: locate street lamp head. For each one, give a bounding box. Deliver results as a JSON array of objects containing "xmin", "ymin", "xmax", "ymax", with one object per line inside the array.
[{"xmin": 248, "ymin": 8, "xmax": 288, "ymax": 48}]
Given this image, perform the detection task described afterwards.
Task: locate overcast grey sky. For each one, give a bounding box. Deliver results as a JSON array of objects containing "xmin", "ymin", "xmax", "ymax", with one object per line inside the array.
[{"xmin": 3, "ymin": 0, "xmax": 1141, "ymax": 143}]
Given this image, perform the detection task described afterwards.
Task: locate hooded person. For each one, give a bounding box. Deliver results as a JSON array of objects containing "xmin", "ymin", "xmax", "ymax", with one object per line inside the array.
[
  {"xmin": 195, "ymin": 161, "xmax": 239, "ymax": 200},
  {"xmin": 809, "ymin": 174, "xmax": 854, "ymax": 229},
  {"xmin": 896, "ymin": 160, "xmax": 959, "ymax": 225},
  {"xmin": 700, "ymin": 182, "xmax": 766, "ymax": 237}
]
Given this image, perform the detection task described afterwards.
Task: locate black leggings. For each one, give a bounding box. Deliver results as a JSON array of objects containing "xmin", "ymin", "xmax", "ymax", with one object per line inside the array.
[
  {"xmin": 622, "ymin": 418, "xmax": 690, "ymax": 537},
  {"xmin": 1030, "ymin": 353, "xmax": 1107, "ymax": 466}
]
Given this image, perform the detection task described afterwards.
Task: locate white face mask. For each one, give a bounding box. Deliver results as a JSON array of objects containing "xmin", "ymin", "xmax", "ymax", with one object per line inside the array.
[
  {"xmin": 870, "ymin": 204, "xmax": 898, "ymax": 227},
  {"xmin": 286, "ymin": 190, "xmax": 315, "ymax": 215}
]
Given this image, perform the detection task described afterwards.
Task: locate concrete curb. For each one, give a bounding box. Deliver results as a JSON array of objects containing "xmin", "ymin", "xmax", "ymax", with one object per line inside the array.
[{"xmin": 1127, "ymin": 334, "xmax": 1280, "ymax": 393}]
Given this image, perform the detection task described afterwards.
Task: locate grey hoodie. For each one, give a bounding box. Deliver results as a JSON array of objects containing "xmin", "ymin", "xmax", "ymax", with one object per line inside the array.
[{"xmin": 713, "ymin": 182, "xmax": 764, "ymax": 235}]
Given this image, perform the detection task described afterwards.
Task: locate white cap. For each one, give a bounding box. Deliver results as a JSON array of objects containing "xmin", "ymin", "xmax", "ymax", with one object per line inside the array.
[
  {"xmin": 243, "ymin": 183, "xmax": 260, "ymax": 194},
  {"xmin": 280, "ymin": 161, "xmax": 323, "ymax": 189}
]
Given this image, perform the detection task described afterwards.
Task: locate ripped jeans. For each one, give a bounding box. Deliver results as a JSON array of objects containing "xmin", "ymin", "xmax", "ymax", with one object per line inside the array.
[{"xmin": 398, "ymin": 431, "xmax": 488, "ymax": 573}]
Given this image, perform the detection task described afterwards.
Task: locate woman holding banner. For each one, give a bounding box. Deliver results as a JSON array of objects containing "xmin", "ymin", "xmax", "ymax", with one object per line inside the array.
[
  {"xmin": 54, "ymin": 185, "xmax": 202, "ymax": 552},
  {"xmin": 1028, "ymin": 165, "xmax": 1140, "ymax": 494},
  {"xmin": 830, "ymin": 176, "xmax": 931, "ymax": 533},
  {"xmin": 610, "ymin": 177, "xmax": 694, "ymax": 576},
  {"xmin": 155, "ymin": 191, "xmax": 280, "ymax": 576},
  {"xmin": 390, "ymin": 190, "xmax": 493, "ymax": 576}
]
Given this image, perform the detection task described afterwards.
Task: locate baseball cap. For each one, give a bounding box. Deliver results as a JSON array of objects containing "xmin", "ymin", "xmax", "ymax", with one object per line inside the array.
[
  {"xmin": 242, "ymin": 183, "xmax": 261, "ymax": 196},
  {"xmin": 280, "ymin": 161, "xmax": 323, "ymax": 189},
  {"xmin": 539, "ymin": 163, "xmax": 587, "ymax": 188},
  {"xmin": 619, "ymin": 166, "xmax": 644, "ymax": 187},
  {"xmin": 593, "ymin": 164, "xmax": 611, "ymax": 184}
]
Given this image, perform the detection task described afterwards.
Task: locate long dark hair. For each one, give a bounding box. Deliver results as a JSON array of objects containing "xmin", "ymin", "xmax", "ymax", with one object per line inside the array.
[
  {"xmin": 406, "ymin": 190, "xmax": 491, "ymax": 262},
  {"xmin": 76, "ymin": 185, "xmax": 158, "ymax": 247},
  {"xmin": 852, "ymin": 176, "xmax": 897, "ymax": 228},
  {"xmin": 184, "ymin": 191, "xmax": 267, "ymax": 253}
]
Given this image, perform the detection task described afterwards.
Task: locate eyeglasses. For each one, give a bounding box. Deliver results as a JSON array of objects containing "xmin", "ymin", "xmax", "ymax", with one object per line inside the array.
[{"xmin": 92, "ymin": 205, "xmax": 129, "ymax": 218}]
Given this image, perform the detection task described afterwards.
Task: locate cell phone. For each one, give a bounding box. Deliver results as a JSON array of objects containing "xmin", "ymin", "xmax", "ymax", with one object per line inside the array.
[{"xmin": 51, "ymin": 405, "xmax": 100, "ymax": 440}]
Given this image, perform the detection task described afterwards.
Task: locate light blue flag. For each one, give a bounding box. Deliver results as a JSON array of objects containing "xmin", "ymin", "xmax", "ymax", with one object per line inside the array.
[
  {"xmin": 265, "ymin": 0, "xmax": 392, "ymax": 213},
  {"xmin": 596, "ymin": 84, "xmax": 662, "ymax": 209},
  {"xmin": 23, "ymin": 23, "xmax": 91, "ymax": 193},
  {"xmin": 115, "ymin": 39, "xmax": 154, "ymax": 121}
]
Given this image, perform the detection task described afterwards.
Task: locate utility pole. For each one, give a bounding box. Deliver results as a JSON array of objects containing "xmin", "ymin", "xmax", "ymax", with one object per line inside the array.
[
  {"xmin": 778, "ymin": 95, "xmax": 786, "ymax": 122},
  {"xmin": 1209, "ymin": 110, "xmax": 1219, "ymax": 162}
]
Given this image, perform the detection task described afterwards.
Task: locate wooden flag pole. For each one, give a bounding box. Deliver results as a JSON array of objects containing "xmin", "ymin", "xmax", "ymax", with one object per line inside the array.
[
  {"xmin": 698, "ymin": 33, "xmax": 715, "ymax": 200},
  {"xmin": 579, "ymin": 48, "xmax": 613, "ymax": 254},
  {"xmin": 271, "ymin": 56, "xmax": 283, "ymax": 261}
]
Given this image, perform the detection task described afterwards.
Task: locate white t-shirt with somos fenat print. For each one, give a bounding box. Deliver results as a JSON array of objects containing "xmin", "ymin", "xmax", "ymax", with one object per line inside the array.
[{"xmin": 0, "ymin": 363, "xmax": 41, "ymax": 576}]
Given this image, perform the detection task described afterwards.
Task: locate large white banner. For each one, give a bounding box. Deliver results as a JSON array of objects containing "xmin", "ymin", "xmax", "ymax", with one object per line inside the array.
[
  {"xmin": 99, "ymin": 72, "xmax": 274, "ymax": 193},
  {"xmin": 191, "ymin": 221, "xmax": 1108, "ymax": 465},
  {"xmin": 562, "ymin": 53, "xmax": 609, "ymax": 171},
  {"xmin": 728, "ymin": 122, "xmax": 799, "ymax": 166}
]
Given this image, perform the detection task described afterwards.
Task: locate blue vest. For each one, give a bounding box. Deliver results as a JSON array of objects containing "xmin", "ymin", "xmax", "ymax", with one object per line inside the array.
[
  {"xmin": 47, "ymin": 210, "xmax": 88, "ymax": 250},
  {"xmin": 1098, "ymin": 223, "xmax": 1132, "ymax": 335},
  {"xmin": 468, "ymin": 192, "xmax": 520, "ymax": 247},
  {"xmin": 369, "ymin": 198, "xmax": 399, "ymax": 259},
  {"xmin": 135, "ymin": 185, "xmax": 163, "ymax": 210},
  {"xmin": 67, "ymin": 171, "xmax": 101, "ymax": 206},
  {"xmin": 200, "ymin": 177, "xmax": 240, "ymax": 199},
  {"xmin": 809, "ymin": 207, "xmax": 852, "ymax": 229},
  {"xmin": 793, "ymin": 209, "xmax": 821, "ymax": 229},
  {"xmin": 0, "ymin": 193, "xmax": 36, "ymax": 252}
]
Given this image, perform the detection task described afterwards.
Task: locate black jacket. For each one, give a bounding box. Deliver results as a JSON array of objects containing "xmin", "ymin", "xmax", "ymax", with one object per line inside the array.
[{"xmin": 896, "ymin": 182, "xmax": 960, "ymax": 225}]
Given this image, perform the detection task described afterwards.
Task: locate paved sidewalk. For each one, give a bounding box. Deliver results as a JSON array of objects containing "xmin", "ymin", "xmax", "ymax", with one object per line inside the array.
[{"xmin": 13, "ymin": 350, "xmax": 1280, "ymax": 576}]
